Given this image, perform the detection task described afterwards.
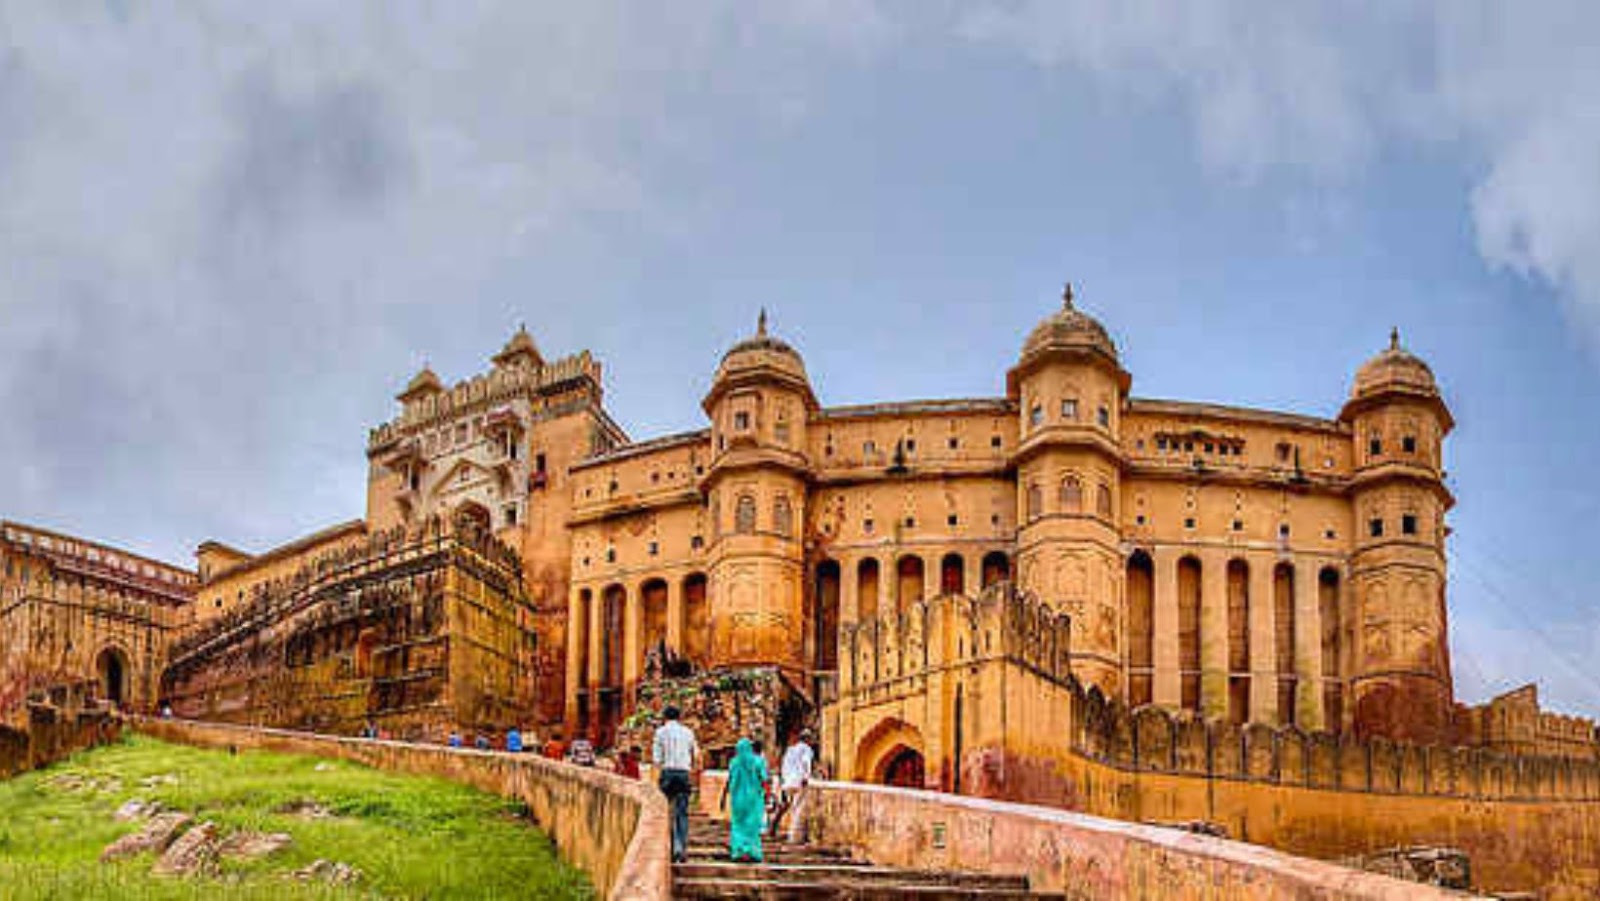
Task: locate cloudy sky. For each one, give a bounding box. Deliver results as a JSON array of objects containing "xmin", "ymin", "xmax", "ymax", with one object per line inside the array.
[{"xmin": 3, "ymin": 2, "xmax": 1599, "ymax": 714}]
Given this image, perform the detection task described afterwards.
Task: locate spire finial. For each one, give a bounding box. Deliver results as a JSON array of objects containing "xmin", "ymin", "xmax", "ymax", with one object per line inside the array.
[
  {"xmin": 1062, "ymin": 281, "xmax": 1075, "ymax": 309},
  {"xmin": 757, "ymin": 308, "xmax": 768, "ymax": 337},
  {"xmin": 1389, "ymin": 326, "xmax": 1400, "ymax": 351}
]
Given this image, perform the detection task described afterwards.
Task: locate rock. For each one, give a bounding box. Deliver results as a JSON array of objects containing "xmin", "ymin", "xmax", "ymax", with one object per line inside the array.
[
  {"xmin": 152, "ymin": 820, "xmax": 218, "ymax": 877},
  {"xmin": 313, "ymin": 762, "xmax": 334, "ymax": 772},
  {"xmin": 138, "ymin": 773, "xmax": 179, "ymax": 788},
  {"xmin": 101, "ymin": 812, "xmax": 193, "ymax": 862},
  {"xmin": 113, "ymin": 799, "xmax": 160, "ymax": 822},
  {"xmin": 291, "ymin": 859, "xmax": 362, "ymax": 885},
  {"xmin": 274, "ymin": 799, "xmax": 333, "ymax": 819},
  {"xmin": 217, "ymin": 831, "xmax": 293, "ymax": 861}
]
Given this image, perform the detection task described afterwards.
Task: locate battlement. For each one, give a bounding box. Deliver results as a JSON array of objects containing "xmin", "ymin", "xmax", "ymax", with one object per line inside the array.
[
  {"xmin": 1067, "ymin": 679, "xmax": 1600, "ymax": 803},
  {"xmin": 367, "ymin": 350, "xmax": 605, "ymax": 452}
]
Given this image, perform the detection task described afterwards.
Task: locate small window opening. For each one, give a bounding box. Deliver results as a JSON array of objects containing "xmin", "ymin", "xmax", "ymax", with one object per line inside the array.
[
  {"xmin": 1402, "ymin": 514, "xmax": 1418, "ymax": 535},
  {"xmin": 1402, "ymin": 436, "xmax": 1417, "ymax": 454},
  {"xmin": 1369, "ymin": 518, "xmax": 1384, "ymax": 538},
  {"xmin": 1061, "ymin": 399, "xmax": 1079, "ymax": 420}
]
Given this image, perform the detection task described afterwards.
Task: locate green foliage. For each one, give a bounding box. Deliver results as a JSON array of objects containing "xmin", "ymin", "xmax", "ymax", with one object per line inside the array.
[{"xmin": 0, "ymin": 733, "xmax": 593, "ymax": 899}]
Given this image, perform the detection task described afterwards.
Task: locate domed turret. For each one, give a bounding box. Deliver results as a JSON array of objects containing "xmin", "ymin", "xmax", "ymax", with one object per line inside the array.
[
  {"xmin": 492, "ymin": 325, "xmax": 544, "ymax": 369},
  {"xmin": 1018, "ymin": 283, "xmax": 1119, "ymax": 367},
  {"xmin": 1349, "ymin": 328, "xmax": 1439, "ymax": 404},
  {"xmin": 397, "ymin": 365, "xmax": 443, "ymax": 404},
  {"xmin": 709, "ymin": 310, "xmax": 813, "ymax": 394}
]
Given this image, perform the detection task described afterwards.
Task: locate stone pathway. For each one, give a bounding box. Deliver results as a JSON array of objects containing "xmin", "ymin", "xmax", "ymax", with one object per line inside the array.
[{"xmin": 673, "ymin": 812, "xmax": 1057, "ymax": 899}]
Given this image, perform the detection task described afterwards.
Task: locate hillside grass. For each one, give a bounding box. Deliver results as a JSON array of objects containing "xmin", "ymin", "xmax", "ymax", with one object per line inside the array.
[{"xmin": 0, "ymin": 733, "xmax": 593, "ymax": 899}]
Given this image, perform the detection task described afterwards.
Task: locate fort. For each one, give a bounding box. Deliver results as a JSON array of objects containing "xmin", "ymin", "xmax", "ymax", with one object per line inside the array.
[{"xmin": 3, "ymin": 286, "xmax": 1598, "ymax": 896}]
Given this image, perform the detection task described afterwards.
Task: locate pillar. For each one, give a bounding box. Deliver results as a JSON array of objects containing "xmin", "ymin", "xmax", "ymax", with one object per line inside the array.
[
  {"xmin": 587, "ymin": 588, "xmax": 604, "ymax": 689},
  {"xmin": 1295, "ymin": 558, "xmax": 1325, "ymax": 731},
  {"xmin": 1152, "ymin": 546, "xmax": 1181, "ymax": 707},
  {"xmin": 666, "ymin": 577, "xmax": 684, "ymax": 653},
  {"xmin": 565, "ymin": 589, "xmax": 583, "ymax": 729},
  {"xmin": 623, "ymin": 587, "xmax": 641, "ymax": 695},
  {"xmin": 1200, "ymin": 549, "xmax": 1229, "ymax": 720},
  {"xmin": 1247, "ymin": 555, "xmax": 1277, "ymax": 724},
  {"xmin": 841, "ymin": 556, "xmax": 860, "ymax": 624}
]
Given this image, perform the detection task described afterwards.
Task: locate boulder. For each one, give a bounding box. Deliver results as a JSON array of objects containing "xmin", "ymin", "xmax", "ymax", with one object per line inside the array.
[
  {"xmin": 113, "ymin": 799, "xmax": 158, "ymax": 822},
  {"xmin": 217, "ymin": 831, "xmax": 293, "ymax": 861},
  {"xmin": 291, "ymin": 859, "xmax": 362, "ymax": 885},
  {"xmin": 152, "ymin": 820, "xmax": 218, "ymax": 877},
  {"xmin": 100, "ymin": 812, "xmax": 193, "ymax": 862}
]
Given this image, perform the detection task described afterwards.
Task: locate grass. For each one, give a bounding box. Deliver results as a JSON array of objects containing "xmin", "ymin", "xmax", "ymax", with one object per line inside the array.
[{"xmin": 0, "ymin": 733, "xmax": 594, "ymax": 900}]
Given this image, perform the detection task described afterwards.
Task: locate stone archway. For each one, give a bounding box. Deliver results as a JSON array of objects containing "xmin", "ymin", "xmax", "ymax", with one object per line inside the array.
[
  {"xmin": 854, "ymin": 717, "xmax": 929, "ymax": 788},
  {"xmin": 95, "ymin": 645, "xmax": 132, "ymax": 707}
]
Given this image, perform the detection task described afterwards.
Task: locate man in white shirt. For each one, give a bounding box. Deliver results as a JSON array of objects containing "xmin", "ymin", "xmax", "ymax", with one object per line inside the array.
[
  {"xmin": 775, "ymin": 730, "xmax": 815, "ymax": 843},
  {"xmin": 651, "ymin": 705, "xmax": 698, "ymax": 862}
]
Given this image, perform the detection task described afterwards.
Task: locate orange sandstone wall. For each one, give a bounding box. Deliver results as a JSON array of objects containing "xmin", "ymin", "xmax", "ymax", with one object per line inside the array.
[{"xmin": 133, "ymin": 718, "xmax": 670, "ymax": 901}]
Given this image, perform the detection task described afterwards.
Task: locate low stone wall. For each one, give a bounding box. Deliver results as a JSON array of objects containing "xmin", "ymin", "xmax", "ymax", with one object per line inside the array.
[
  {"xmin": 697, "ymin": 771, "xmax": 1454, "ymax": 899},
  {"xmin": 0, "ymin": 700, "xmax": 121, "ymax": 779},
  {"xmin": 133, "ymin": 718, "xmax": 669, "ymax": 900}
]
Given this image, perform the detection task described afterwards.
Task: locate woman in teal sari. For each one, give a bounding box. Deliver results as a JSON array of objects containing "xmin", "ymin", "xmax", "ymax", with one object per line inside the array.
[{"xmin": 723, "ymin": 738, "xmax": 768, "ymax": 862}]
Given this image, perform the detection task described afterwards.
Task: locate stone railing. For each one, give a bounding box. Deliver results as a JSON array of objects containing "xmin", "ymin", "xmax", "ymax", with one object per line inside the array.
[
  {"xmin": 132, "ymin": 718, "xmax": 669, "ymax": 900},
  {"xmin": 696, "ymin": 771, "xmax": 1445, "ymax": 899}
]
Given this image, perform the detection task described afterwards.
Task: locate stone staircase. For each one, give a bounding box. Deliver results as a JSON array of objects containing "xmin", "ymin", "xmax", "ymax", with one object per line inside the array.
[{"xmin": 673, "ymin": 812, "xmax": 1053, "ymax": 899}]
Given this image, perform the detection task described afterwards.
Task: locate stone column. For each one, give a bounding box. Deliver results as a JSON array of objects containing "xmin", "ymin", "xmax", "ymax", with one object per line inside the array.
[
  {"xmin": 588, "ymin": 588, "xmax": 604, "ymax": 689},
  {"xmin": 880, "ymin": 561, "xmax": 896, "ymax": 622},
  {"xmin": 1248, "ymin": 555, "xmax": 1278, "ymax": 725},
  {"xmin": 666, "ymin": 577, "xmax": 684, "ymax": 653},
  {"xmin": 1152, "ymin": 546, "xmax": 1181, "ymax": 707},
  {"xmin": 565, "ymin": 589, "xmax": 584, "ymax": 730},
  {"xmin": 1200, "ymin": 549, "xmax": 1229, "ymax": 720},
  {"xmin": 841, "ymin": 555, "xmax": 860, "ymax": 624},
  {"xmin": 622, "ymin": 585, "xmax": 641, "ymax": 697},
  {"xmin": 1295, "ymin": 558, "xmax": 1325, "ymax": 731}
]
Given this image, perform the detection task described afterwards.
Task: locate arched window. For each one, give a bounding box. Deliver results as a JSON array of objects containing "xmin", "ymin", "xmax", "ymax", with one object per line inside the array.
[
  {"xmin": 735, "ymin": 493, "xmax": 756, "ymax": 534},
  {"xmin": 773, "ymin": 495, "xmax": 793, "ymax": 537},
  {"xmin": 1059, "ymin": 475, "xmax": 1083, "ymax": 512},
  {"xmin": 1096, "ymin": 483, "xmax": 1113, "ymax": 517},
  {"xmin": 1026, "ymin": 482, "xmax": 1041, "ymax": 521}
]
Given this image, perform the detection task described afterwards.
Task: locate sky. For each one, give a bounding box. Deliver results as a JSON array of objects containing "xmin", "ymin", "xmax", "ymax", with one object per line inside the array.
[{"xmin": 3, "ymin": 2, "xmax": 1599, "ymax": 715}]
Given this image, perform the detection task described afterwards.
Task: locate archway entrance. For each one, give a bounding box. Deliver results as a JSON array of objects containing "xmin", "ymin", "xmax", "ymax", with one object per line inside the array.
[
  {"xmin": 96, "ymin": 647, "xmax": 130, "ymax": 707},
  {"xmin": 881, "ymin": 747, "xmax": 926, "ymax": 788}
]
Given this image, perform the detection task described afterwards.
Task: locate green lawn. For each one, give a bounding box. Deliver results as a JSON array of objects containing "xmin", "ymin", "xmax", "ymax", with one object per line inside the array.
[{"xmin": 0, "ymin": 733, "xmax": 593, "ymax": 899}]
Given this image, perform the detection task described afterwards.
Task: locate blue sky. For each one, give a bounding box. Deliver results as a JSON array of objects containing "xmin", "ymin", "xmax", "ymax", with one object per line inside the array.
[{"xmin": 2, "ymin": 3, "xmax": 1598, "ymax": 714}]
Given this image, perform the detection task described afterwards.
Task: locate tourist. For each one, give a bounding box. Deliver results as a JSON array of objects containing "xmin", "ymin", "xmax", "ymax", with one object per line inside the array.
[
  {"xmin": 448, "ymin": 731, "xmax": 462, "ymax": 748},
  {"xmin": 616, "ymin": 745, "xmax": 642, "ymax": 779},
  {"xmin": 721, "ymin": 737, "xmax": 768, "ymax": 863},
  {"xmin": 570, "ymin": 736, "xmax": 596, "ymax": 766},
  {"xmin": 474, "ymin": 734, "xmax": 490, "ymax": 751},
  {"xmin": 652, "ymin": 705, "xmax": 698, "ymax": 864},
  {"xmin": 543, "ymin": 734, "xmax": 566, "ymax": 760},
  {"xmin": 159, "ymin": 702, "xmax": 173, "ymax": 719},
  {"xmin": 360, "ymin": 720, "xmax": 377, "ymax": 740},
  {"xmin": 506, "ymin": 726, "xmax": 522, "ymax": 753},
  {"xmin": 775, "ymin": 730, "xmax": 815, "ymax": 843}
]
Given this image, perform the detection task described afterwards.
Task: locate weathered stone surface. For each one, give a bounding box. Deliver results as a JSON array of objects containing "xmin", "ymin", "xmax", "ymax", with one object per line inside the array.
[
  {"xmin": 113, "ymin": 799, "xmax": 162, "ymax": 821},
  {"xmin": 151, "ymin": 820, "xmax": 218, "ymax": 877},
  {"xmin": 290, "ymin": 859, "xmax": 361, "ymax": 885},
  {"xmin": 100, "ymin": 812, "xmax": 193, "ymax": 862},
  {"xmin": 274, "ymin": 798, "xmax": 333, "ymax": 819},
  {"xmin": 217, "ymin": 831, "xmax": 293, "ymax": 861}
]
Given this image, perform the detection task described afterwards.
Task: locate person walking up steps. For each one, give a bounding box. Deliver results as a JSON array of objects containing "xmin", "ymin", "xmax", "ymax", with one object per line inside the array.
[
  {"xmin": 722, "ymin": 738, "xmax": 768, "ymax": 863},
  {"xmin": 652, "ymin": 705, "xmax": 698, "ymax": 863},
  {"xmin": 775, "ymin": 729, "xmax": 815, "ymax": 843}
]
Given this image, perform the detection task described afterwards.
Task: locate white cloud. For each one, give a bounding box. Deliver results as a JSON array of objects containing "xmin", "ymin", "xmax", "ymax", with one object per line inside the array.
[{"xmin": 956, "ymin": 1, "xmax": 1600, "ymax": 332}]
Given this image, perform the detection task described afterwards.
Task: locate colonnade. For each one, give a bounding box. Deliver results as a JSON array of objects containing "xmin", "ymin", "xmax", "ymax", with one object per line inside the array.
[{"xmin": 1132, "ymin": 546, "xmax": 1342, "ymax": 732}]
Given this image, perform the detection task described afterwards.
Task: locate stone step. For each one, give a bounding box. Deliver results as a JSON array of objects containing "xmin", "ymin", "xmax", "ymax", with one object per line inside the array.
[
  {"xmin": 673, "ymin": 861, "xmax": 1029, "ymax": 891},
  {"xmin": 672, "ymin": 878, "xmax": 1055, "ymax": 900},
  {"xmin": 686, "ymin": 849, "xmax": 863, "ymax": 866}
]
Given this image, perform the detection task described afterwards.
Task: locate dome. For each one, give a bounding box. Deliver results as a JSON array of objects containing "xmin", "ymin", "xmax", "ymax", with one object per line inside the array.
[
  {"xmin": 1020, "ymin": 283, "xmax": 1118, "ymax": 363},
  {"xmin": 713, "ymin": 309, "xmax": 811, "ymax": 386},
  {"xmin": 492, "ymin": 325, "xmax": 544, "ymax": 368},
  {"xmin": 397, "ymin": 365, "xmax": 443, "ymax": 402},
  {"xmin": 1351, "ymin": 329, "xmax": 1438, "ymax": 401}
]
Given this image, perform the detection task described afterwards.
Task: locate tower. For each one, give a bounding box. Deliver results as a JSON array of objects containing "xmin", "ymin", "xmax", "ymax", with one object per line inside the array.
[
  {"xmin": 1339, "ymin": 329, "xmax": 1454, "ymax": 743},
  {"xmin": 1007, "ymin": 285, "xmax": 1131, "ymax": 698},
  {"xmin": 701, "ymin": 312, "xmax": 818, "ymax": 681}
]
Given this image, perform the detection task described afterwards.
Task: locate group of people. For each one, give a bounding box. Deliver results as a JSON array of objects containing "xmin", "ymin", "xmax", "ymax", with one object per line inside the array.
[{"xmin": 651, "ymin": 705, "xmax": 817, "ymax": 864}]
